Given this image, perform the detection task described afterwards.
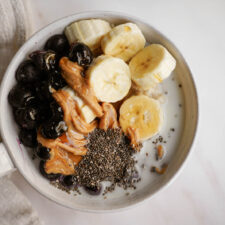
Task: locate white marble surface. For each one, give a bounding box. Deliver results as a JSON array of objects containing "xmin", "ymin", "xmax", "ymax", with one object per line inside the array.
[{"xmin": 10, "ymin": 0, "xmax": 225, "ymax": 224}]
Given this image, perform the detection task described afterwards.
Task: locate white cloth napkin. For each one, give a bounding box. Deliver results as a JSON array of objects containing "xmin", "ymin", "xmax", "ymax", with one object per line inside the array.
[
  {"xmin": 0, "ymin": 0, "xmax": 32, "ymax": 81},
  {"xmin": 0, "ymin": 0, "xmax": 42, "ymax": 224},
  {"xmin": 0, "ymin": 176, "xmax": 42, "ymax": 225}
]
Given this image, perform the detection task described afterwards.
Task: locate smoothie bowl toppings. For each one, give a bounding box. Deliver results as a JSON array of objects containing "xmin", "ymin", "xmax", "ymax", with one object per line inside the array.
[{"xmin": 8, "ymin": 18, "xmax": 176, "ymax": 196}]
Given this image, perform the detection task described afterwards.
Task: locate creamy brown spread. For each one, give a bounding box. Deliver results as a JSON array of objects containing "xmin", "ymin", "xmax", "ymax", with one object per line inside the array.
[
  {"xmin": 37, "ymin": 131, "xmax": 84, "ymax": 174},
  {"xmin": 127, "ymin": 127, "xmax": 140, "ymax": 150},
  {"xmin": 99, "ymin": 102, "xmax": 119, "ymax": 130},
  {"xmin": 45, "ymin": 147, "xmax": 82, "ymax": 175},
  {"xmin": 59, "ymin": 57, "xmax": 103, "ymax": 117},
  {"xmin": 53, "ymin": 90, "xmax": 97, "ymax": 135}
]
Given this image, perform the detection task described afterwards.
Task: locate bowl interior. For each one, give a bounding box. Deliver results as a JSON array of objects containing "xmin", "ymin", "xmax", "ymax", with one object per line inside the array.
[{"xmin": 0, "ymin": 12, "xmax": 198, "ymax": 211}]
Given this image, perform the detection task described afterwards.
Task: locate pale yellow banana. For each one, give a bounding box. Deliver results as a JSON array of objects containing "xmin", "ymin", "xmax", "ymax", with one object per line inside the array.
[
  {"xmin": 65, "ymin": 19, "xmax": 111, "ymax": 50},
  {"xmin": 119, "ymin": 95, "xmax": 163, "ymax": 140},
  {"xmin": 87, "ymin": 55, "xmax": 131, "ymax": 103},
  {"xmin": 101, "ymin": 23, "xmax": 146, "ymax": 62},
  {"xmin": 129, "ymin": 44, "xmax": 176, "ymax": 90}
]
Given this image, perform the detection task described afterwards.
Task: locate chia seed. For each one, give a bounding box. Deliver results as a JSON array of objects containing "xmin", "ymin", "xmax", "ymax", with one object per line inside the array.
[
  {"xmin": 74, "ymin": 128, "xmax": 140, "ymax": 194},
  {"xmin": 158, "ymin": 136, "xmax": 163, "ymax": 142},
  {"xmin": 152, "ymin": 136, "xmax": 164, "ymax": 144},
  {"xmin": 50, "ymin": 179, "xmax": 80, "ymax": 195}
]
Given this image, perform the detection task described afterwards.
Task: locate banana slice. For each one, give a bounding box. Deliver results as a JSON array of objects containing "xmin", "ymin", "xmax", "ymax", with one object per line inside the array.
[
  {"xmin": 119, "ymin": 95, "xmax": 163, "ymax": 141},
  {"xmin": 65, "ymin": 19, "xmax": 111, "ymax": 50},
  {"xmin": 101, "ymin": 23, "xmax": 146, "ymax": 62},
  {"xmin": 63, "ymin": 86, "xmax": 96, "ymax": 123},
  {"xmin": 129, "ymin": 44, "xmax": 176, "ymax": 90},
  {"xmin": 87, "ymin": 55, "xmax": 131, "ymax": 103}
]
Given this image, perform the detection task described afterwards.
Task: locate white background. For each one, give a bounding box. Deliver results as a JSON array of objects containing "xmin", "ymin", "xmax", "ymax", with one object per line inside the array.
[{"xmin": 11, "ymin": 0, "xmax": 225, "ymax": 224}]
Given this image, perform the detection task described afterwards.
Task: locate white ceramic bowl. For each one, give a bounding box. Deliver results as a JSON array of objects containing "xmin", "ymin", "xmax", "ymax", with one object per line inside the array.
[{"xmin": 0, "ymin": 11, "xmax": 198, "ymax": 212}]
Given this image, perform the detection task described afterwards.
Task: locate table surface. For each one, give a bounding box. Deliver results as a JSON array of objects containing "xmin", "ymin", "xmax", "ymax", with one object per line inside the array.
[{"xmin": 11, "ymin": 0, "xmax": 225, "ymax": 224}]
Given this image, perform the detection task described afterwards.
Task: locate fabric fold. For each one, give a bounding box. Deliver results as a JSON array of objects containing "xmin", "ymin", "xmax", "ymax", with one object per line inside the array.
[
  {"xmin": 0, "ymin": 0, "xmax": 32, "ymax": 81},
  {"xmin": 0, "ymin": 1, "xmax": 42, "ymax": 224}
]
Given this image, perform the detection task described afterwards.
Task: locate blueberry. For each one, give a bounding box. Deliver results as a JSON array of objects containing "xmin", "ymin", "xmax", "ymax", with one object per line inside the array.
[
  {"xmin": 35, "ymin": 81, "xmax": 53, "ymax": 101},
  {"xmin": 28, "ymin": 105, "xmax": 42, "ymax": 121},
  {"xmin": 16, "ymin": 60, "xmax": 41, "ymax": 84},
  {"xmin": 41, "ymin": 118, "xmax": 67, "ymax": 139},
  {"xmin": 14, "ymin": 104, "xmax": 44, "ymax": 129},
  {"xmin": 29, "ymin": 50, "xmax": 57, "ymax": 71},
  {"xmin": 84, "ymin": 185, "xmax": 102, "ymax": 195},
  {"xmin": 39, "ymin": 160, "xmax": 60, "ymax": 180},
  {"xmin": 38, "ymin": 103, "xmax": 52, "ymax": 123},
  {"xmin": 35, "ymin": 71, "xmax": 66, "ymax": 101},
  {"xmin": 36, "ymin": 144, "xmax": 50, "ymax": 160},
  {"xmin": 34, "ymin": 104, "xmax": 52, "ymax": 123},
  {"xmin": 50, "ymin": 101, "xmax": 64, "ymax": 120},
  {"xmin": 13, "ymin": 108, "xmax": 23, "ymax": 125},
  {"xmin": 8, "ymin": 84, "xmax": 33, "ymax": 108},
  {"xmin": 68, "ymin": 43, "xmax": 93, "ymax": 67},
  {"xmin": 61, "ymin": 175, "xmax": 77, "ymax": 189},
  {"xmin": 13, "ymin": 108, "xmax": 37, "ymax": 130},
  {"xmin": 48, "ymin": 70, "xmax": 67, "ymax": 90},
  {"xmin": 23, "ymin": 95, "xmax": 40, "ymax": 107},
  {"xmin": 44, "ymin": 34, "xmax": 69, "ymax": 55},
  {"xmin": 19, "ymin": 129, "xmax": 37, "ymax": 147}
]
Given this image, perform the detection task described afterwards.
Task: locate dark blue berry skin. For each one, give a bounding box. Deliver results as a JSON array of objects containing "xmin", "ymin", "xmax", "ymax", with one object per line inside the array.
[
  {"xmin": 68, "ymin": 43, "xmax": 93, "ymax": 67},
  {"xmin": 39, "ymin": 160, "xmax": 60, "ymax": 181},
  {"xmin": 50, "ymin": 100, "xmax": 64, "ymax": 120},
  {"xmin": 48, "ymin": 70, "xmax": 67, "ymax": 90},
  {"xmin": 29, "ymin": 50, "xmax": 57, "ymax": 72},
  {"xmin": 23, "ymin": 95, "xmax": 40, "ymax": 107},
  {"xmin": 34, "ymin": 70, "xmax": 66, "ymax": 102},
  {"xmin": 13, "ymin": 107, "xmax": 37, "ymax": 130},
  {"xmin": 37, "ymin": 103, "xmax": 52, "ymax": 123},
  {"xmin": 8, "ymin": 84, "xmax": 34, "ymax": 108},
  {"xmin": 60, "ymin": 175, "xmax": 77, "ymax": 189},
  {"xmin": 84, "ymin": 185, "xmax": 102, "ymax": 195},
  {"xmin": 19, "ymin": 129, "xmax": 38, "ymax": 148},
  {"xmin": 41, "ymin": 117, "xmax": 67, "ymax": 139},
  {"xmin": 16, "ymin": 60, "xmax": 41, "ymax": 84},
  {"xmin": 36, "ymin": 145, "xmax": 51, "ymax": 160},
  {"xmin": 35, "ymin": 81, "xmax": 53, "ymax": 102},
  {"xmin": 44, "ymin": 34, "xmax": 69, "ymax": 55}
]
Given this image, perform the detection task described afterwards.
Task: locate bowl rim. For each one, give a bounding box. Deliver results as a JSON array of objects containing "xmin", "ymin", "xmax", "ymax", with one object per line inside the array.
[{"xmin": 0, "ymin": 10, "xmax": 199, "ymax": 213}]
